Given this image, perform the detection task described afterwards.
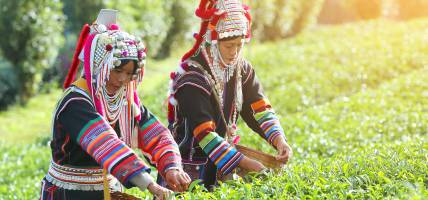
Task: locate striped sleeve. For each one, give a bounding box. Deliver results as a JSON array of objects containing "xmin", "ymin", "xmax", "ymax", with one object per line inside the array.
[
  {"xmin": 193, "ymin": 121, "xmax": 243, "ymax": 176},
  {"xmin": 250, "ymin": 99, "xmax": 285, "ymax": 145},
  {"xmin": 137, "ymin": 105, "xmax": 182, "ymax": 178},
  {"xmin": 240, "ymin": 62, "xmax": 287, "ymax": 147},
  {"xmin": 176, "ymin": 86, "xmax": 243, "ymax": 176},
  {"xmin": 59, "ymin": 97, "xmax": 150, "ymax": 188}
]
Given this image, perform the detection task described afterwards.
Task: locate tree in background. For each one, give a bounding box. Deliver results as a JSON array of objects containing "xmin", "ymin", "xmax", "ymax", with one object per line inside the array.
[
  {"xmin": 318, "ymin": 0, "xmax": 360, "ymax": 24},
  {"xmin": 63, "ymin": 0, "xmax": 104, "ymax": 34},
  {"xmin": 0, "ymin": 59, "xmax": 17, "ymax": 110},
  {"xmin": 318, "ymin": 0, "xmax": 428, "ymax": 24},
  {"xmin": 249, "ymin": 0, "xmax": 325, "ymax": 41},
  {"xmin": 287, "ymin": 0, "xmax": 326, "ymax": 38},
  {"xmin": 318, "ymin": 0, "xmax": 382, "ymax": 24},
  {"xmin": 42, "ymin": 0, "xmax": 104, "ymax": 90},
  {"xmin": 106, "ymin": 0, "xmax": 173, "ymax": 57},
  {"xmin": 0, "ymin": 0, "xmax": 65, "ymax": 104},
  {"xmin": 154, "ymin": 0, "xmax": 196, "ymax": 60},
  {"xmin": 396, "ymin": 0, "xmax": 428, "ymax": 19},
  {"xmin": 349, "ymin": 0, "xmax": 383, "ymax": 20}
]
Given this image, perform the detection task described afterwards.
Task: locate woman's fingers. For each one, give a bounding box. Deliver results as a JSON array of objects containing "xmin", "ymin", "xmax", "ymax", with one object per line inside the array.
[
  {"xmin": 166, "ymin": 170, "xmax": 192, "ymax": 192},
  {"xmin": 177, "ymin": 172, "xmax": 191, "ymax": 191}
]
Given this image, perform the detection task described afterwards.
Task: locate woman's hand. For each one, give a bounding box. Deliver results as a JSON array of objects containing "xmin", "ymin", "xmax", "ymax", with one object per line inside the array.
[
  {"xmin": 147, "ymin": 182, "xmax": 174, "ymax": 200},
  {"xmin": 238, "ymin": 156, "xmax": 266, "ymax": 172},
  {"xmin": 164, "ymin": 169, "xmax": 191, "ymax": 192},
  {"xmin": 273, "ymin": 136, "xmax": 293, "ymax": 164}
]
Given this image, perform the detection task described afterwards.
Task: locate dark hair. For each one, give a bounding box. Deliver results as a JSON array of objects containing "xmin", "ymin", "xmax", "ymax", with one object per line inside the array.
[{"xmin": 115, "ymin": 59, "xmax": 139, "ymax": 74}]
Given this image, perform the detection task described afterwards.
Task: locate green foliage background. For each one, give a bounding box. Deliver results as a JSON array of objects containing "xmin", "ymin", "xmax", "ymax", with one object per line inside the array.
[
  {"xmin": 1, "ymin": 0, "xmax": 428, "ymax": 199},
  {"xmin": 0, "ymin": 18, "xmax": 427, "ymax": 199},
  {"xmin": 0, "ymin": 0, "xmax": 64, "ymax": 104}
]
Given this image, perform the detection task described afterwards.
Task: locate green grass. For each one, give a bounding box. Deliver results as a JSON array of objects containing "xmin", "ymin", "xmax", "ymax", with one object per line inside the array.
[
  {"xmin": 0, "ymin": 142, "xmax": 50, "ymax": 199},
  {"xmin": 239, "ymin": 66, "xmax": 428, "ymax": 156},
  {"xmin": 1, "ymin": 18, "xmax": 428, "ymax": 199},
  {"xmin": 186, "ymin": 140, "xmax": 427, "ymax": 199},
  {"xmin": 251, "ymin": 19, "xmax": 428, "ymax": 114},
  {"xmin": 184, "ymin": 67, "xmax": 428, "ymax": 199},
  {"xmin": 0, "ymin": 90, "xmax": 61, "ymax": 143}
]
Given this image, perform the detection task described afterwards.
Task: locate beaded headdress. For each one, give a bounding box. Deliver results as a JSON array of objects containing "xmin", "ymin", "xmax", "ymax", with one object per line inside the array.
[
  {"xmin": 80, "ymin": 26, "xmax": 146, "ymax": 92},
  {"xmin": 181, "ymin": 0, "xmax": 251, "ymax": 61},
  {"xmin": 207, "ymin": 0, "xmax": 250, "ymax": 43},
  {"xmin": 65, "ymin": 9, "xmax": 147, "ymax": 89},
  {"xmin": 63, "ymin": 9, "xmax": 147, "ymax": 147}
]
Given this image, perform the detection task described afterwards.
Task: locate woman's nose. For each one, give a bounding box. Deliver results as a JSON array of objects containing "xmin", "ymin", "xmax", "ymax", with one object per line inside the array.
[
  {"xmin": 117, "ymin": 73, "xmax": 127, "ymax": 82},
  {"xmin": 232, "ymin": 48, "xmax": 239, "ymax": 56}
]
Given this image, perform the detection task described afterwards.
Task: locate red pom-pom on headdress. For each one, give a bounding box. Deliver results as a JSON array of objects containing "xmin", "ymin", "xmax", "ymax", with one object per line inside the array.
[
  {"xmin": 243, "ymin": 4, "xmax": 252, "ymax": 40},
  {"xmin": 109, "ymin": 24, "xmax": 120, "ymax": 30},
  {"xmin": 182, "ymin": 0, "xmax": 216, "ymax": 61}
]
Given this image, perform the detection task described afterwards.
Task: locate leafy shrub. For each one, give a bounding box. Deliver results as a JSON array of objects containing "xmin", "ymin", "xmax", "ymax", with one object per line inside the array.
[
  {"xmin": 42, "ymin": 33, "xmax": 77, "ymax": 89},
  {"xmin": 1, "ymin": 19, "xmax": 428, "ymax": 199},
  {"xmin": 0, "ymin": 0, "xmax": 65, "ymax": 103},
  {"xmin": 0, "ymin": 141, "xmax": 50, "ymax": 199},
  {"xmin": 0, "ymin": 59, "xmax": 18, "ymax": 110},
  {"xmin": 249, "ymin": 19, "xmax": 428, "ymax": 114},
  {"xmin": 250, "ymin": 0, "xmax": 325, "ymax": 40}
]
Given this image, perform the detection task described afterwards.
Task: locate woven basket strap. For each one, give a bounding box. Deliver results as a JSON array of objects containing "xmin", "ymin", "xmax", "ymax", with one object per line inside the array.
[{"xmin": 103, "ymin": 168, "xmax": 111, "ymax": 200}]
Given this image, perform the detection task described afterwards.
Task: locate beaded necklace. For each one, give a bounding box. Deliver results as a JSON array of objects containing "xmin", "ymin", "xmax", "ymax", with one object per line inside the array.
[
  {"xmin": 99, "ymin": 85, "xmax": 126, "ymax": 125},
  {"xmin": 197, "ymin": 43, "xmax": 243, "ymax": 140}
]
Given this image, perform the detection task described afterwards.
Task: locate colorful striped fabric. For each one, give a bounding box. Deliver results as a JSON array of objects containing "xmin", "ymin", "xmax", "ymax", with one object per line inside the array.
[
  {"xmin": 251, "ymin": 99, "xmax": 285, "ymax": 145},
  {"xmin": 76, "ymin": 116, "xmax": 149, "ymax": 186},
  {"xmin": 138, "ymin": 116, "xmax": 182, "ymax": 178},
  {"xmin": 193, "ymin": 121, "xmax": 243, "ymax": 176}
]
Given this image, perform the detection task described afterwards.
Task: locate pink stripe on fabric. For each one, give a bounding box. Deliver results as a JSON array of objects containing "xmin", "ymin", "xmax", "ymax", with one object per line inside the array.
[
  {"xmin": 133, "ymin": 90, "xmax": 141, "ymax": 121},
  {"xmin": 39, "ymin": 179, "xmax": 46, "ymax": 200},
  {"xmin": 83, "ymin": 33, "xmax": 105, "ymax": 117}
]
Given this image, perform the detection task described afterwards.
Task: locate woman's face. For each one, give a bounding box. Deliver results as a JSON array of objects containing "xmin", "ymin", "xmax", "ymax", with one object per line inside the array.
[
  {"xmin": 218, "ymin": 37, "xmax": 243, "ymax": 65},
  {"xmin": 105, "ymin": 61, "xmax": 135, "ymax": 94}
]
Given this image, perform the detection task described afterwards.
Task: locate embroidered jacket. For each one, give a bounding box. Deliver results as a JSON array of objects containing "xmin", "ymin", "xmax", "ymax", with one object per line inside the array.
[
  {"xmin": 170, "ymin": 50, "xmax": 286, "ymax": 187},
  {"xmin": 49, "ymin": 83, "xmax": 181, "ymax": 189}
]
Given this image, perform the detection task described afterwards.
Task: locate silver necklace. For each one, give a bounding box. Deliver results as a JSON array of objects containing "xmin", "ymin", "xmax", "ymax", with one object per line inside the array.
[
  {"xmin": 100, "ymin": 85, "xmax": 126, "ymax": 124},
  {"xmin": 199, "ymin": 44, "xmax": 243, "ymax": 130}
]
